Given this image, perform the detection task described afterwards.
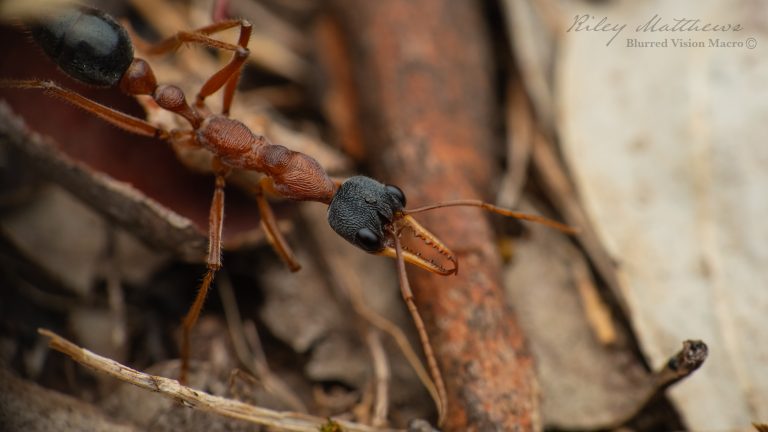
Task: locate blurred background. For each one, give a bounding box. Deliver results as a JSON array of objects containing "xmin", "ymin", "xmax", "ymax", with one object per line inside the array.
[{"xmin": 0, "ymin": 0, "xmax": 765, "ymax": 430}]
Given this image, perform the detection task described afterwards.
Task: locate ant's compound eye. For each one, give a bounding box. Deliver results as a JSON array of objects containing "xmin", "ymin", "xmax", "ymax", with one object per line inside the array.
[
  {"xmin": 385, "ymin": 184, "xmax": 406, "ymax": 208},
  {"xmin": 355, "ymin": 228, "xmax": 383, "ymax": 252}
]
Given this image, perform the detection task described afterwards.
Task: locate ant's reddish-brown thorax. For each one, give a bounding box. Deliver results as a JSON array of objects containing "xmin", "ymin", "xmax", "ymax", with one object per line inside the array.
[
  {"xmin": 197, "ymin": 116, "xmax": 336, "ymax": 204},
  {"xmin": 196, "ymin": 115, "xmax": 264, "ymax": 165}
]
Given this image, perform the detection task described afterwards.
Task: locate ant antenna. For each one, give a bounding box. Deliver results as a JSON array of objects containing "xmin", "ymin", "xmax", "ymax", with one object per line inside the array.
[
  {"xmin": 405, "ymin": 199, "xmax": 578, "ymax": 235},
  {"xmin": 392, "ymin": 227, "xmax": 447, "ymax": 426}
]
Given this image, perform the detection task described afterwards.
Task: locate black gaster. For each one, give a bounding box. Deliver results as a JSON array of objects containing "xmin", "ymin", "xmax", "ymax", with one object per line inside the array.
[
  {"xmin": 327, "ymin": 176, "xmax": 407, "ymax": 252},
  {"xmin": 31, "ymin": 7, "xmax": 134, "ymax": 87}
]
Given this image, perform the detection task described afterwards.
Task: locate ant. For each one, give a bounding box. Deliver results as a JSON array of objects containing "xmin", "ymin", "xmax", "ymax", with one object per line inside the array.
[{"xmin": 1, "ymin": 5, "xmax": 576, "ymax": 423}]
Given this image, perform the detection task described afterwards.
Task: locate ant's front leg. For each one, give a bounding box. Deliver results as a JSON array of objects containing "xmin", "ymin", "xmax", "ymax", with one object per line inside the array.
[{"xmin": 180, "ymin": 158, "xmax": 229, "ymax": 384}]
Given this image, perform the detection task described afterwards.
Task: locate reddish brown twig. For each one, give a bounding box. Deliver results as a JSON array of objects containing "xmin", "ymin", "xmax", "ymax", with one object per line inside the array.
[{"xmin": 325, "ymin": 1, "xmax": 540, "ymax": 429}]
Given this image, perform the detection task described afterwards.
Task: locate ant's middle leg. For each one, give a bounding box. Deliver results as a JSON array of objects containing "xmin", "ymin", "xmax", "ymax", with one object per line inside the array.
[
  {"xmin": 253, "ymin": 177, "xmax": 301, "ymax": 272},
  {"xmin": 180, "ymin": 158, "xmax": 229, "ymax": 383}
]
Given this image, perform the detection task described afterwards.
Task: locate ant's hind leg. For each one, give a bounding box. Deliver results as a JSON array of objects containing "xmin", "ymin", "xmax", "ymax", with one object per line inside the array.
[
  {"xmin": 180, "ymin": 159, "xmax": 228, "ymax": 383},
  {"xmin": 0, "ymin": 80, "xmax": 169, "ymax": 139},
  {"xmin": 254, "ymin": 178, "xmax": 301, "ymax": 272}
]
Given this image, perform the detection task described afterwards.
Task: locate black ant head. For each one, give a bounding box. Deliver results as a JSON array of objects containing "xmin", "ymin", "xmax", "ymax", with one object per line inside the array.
[
  {"xmin": 328, "ymin": 176, "xmax": 457, "ymax": 275},
  {"xmin": 327, "ymin": 176, "xmax": 405, "ymax": 252}
]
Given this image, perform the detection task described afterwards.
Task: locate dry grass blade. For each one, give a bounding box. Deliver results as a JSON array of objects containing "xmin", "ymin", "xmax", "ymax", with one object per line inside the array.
[
  {"xmin": 366, "ymin": 329, "xmax": 390, "ymax": 427},
  {"xmin": 37, "ymin": 329, "xmax": 403, "ymax": 432}
]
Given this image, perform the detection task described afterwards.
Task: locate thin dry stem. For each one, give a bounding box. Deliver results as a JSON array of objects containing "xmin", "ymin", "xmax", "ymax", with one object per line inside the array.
[
  {"xmin": 366, "ymin": 329, "xmax": 390, "ymax": 427},
  {"xmin": 37, "ymin": 329, "xmax": 402, "ymax": 432}
]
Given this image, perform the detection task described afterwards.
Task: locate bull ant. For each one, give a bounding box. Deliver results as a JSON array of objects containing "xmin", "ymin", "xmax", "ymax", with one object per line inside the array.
[{"xmin": 1, "ymin": 6, "xmax": 576, "ymax": 423}]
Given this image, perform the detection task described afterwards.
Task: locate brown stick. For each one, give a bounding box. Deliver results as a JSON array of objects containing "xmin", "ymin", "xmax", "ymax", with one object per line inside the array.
[{"xmin": 327, "ymin": 1, "xmax": 540, "ymax": 429}]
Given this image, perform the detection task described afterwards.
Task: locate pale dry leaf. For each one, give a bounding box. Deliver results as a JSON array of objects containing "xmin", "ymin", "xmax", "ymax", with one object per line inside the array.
[
  {"xmin": 258, "ymin": 246, "xmax": 345, "ymax": 353},
  {"xmin": 557, "ymin": 0, "xmax": 768, "ymax": 429}
]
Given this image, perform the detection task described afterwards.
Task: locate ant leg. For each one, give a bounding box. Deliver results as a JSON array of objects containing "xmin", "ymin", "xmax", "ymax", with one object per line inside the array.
[
  {"xmin": 143, "ymin": 20, "xmax": 248, "ymax": 55},
  {"xmin": 141, "ymin": 20, "xmax": 253, "ymax": 114},
  {"xmin": 180, "ymin": 159, "xmax": 229, "ymax": 383},
  {"xmin": 253, "ymin": 178, "xmax": 301, "ymax": 272},
  {"xmin": 195, "ymin": 21, "xmax": 252, "ymax": 115},
  {"xmin": 0, "ymin": 80, "xmax": 169, "ymax": 139},
  {"xmin": 392, "ymin": 228, "xmax": 447, "ymax": 425}
]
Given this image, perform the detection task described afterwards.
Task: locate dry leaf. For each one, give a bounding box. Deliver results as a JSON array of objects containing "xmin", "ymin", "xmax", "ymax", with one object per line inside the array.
[{"xmin": 557, "ymin": 1, "xmax": 768, "ymax": 429}]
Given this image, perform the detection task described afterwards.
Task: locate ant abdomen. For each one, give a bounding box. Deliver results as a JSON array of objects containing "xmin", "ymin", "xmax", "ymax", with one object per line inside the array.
[{"xmin": 31, "ymin": 7, "xmax": 134, "ymax": 87}]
